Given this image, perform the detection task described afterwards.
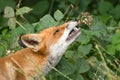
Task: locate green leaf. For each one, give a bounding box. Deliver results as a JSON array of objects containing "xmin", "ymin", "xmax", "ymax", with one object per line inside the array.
[
  {"xmin": 65, "ymin": 50, "xmax": 74, "ymax": 59},
  {"xmin": 4, "ymin": 6, "xmax": 15, "ymax": 18},
  {"xmin": 76, "ymin": 74, "xmax": 84, "ymax": 80},
  {"xmin": 16, "ymin": 6, "xmax": 32, "ymax": 15},
  {"xmin": 112, "ymin": 32, "xmax": 120, "ymax": 44},
  {"xmin": 57, "ymin": 58, "xmax": 75, "ymax": 75},
  {"xmin": 12, "ymin": 23, "xmax": 34, "ymax": 34},
  {"xmin": 90, "ymin": 21, "xmax": 107, "ymax": 36},
  {"xmin": 90, "ymin": 20, "xmax": 108, "ymax": 46},
  {"xmin": 31, "ymin": 1, "xmax": 49, "ymax": 15},
  {"xmin": 76, "ymin": 31, "xmax": 90, "ymax": 44},
  {"xmin": 115, "ymin": 44, "xmax": 120, "ymax": 51},
  {"xmin": 107, "ymin": 44, "xmax": 115, "ymax": 55},
  {"xmin": 38, "ymin": 14, "xmax": 58, "ymax": 31},
  {"xmin": 0, "ymin": 46, "xmax": 4, "ymax": 52},
  {"xmin": 77, "ymin": 44, "xmax": 92, "ymax": 57},
  {"xmin": 23, "ymin": 23, "xmax": 35, "ymax": 33},
  {"xmin": 75, "ymin": 58, "xmax": 90, "ymax": 73},
  {"xmin": 2, "ymin": 29, "xmax": 8, "ymax": 36},
  {"xmin": 12, "ymin": 27, "xmax": 26, "ymax": 35},
  {"xmin": 8, "ymin": 18, "xmax": 16, "ymax": 29},
  {"xmin": 54, "ymin": 10, "xmax": 64, "ymax": 21},
  {"xmin": 79, "ymin": 0, "xmax": 91, "ymax": 11},
  {"xmin": 70, "ymin": 73, "xmax": 84, "ymax": 80},
  {"xmin": 110, "ymin": 5, "xmax": 120, "ymax": 19},
  {"xmin": 0, "ymin": 0, "xmax": 16, "ymax": 13},
  {"xmin": 98, "ymin": 1, "xmax": 113, "ymax": 15},
  {"xmin": 119, "ymin": 20, "xmax": 120, "ymax": 27},
  {"xmin": 0, "ymin": 46, "xmax": 4, "ymax": 56}
]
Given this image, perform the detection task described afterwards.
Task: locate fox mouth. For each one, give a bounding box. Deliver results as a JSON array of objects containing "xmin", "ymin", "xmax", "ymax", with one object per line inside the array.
[{"xmin": 66, "ymin": 25, "xmax": 80, "ymax": 41}]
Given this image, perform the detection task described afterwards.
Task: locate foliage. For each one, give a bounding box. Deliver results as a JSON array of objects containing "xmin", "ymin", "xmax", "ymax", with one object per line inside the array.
[{"xmin": 0, "ymin": 0, "xmax": 120, "ymax": 80}]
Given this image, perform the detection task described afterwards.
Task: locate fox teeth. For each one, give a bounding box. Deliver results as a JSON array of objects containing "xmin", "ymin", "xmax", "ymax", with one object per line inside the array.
[{"xmin": 74, "ymin": 27, "xmax": 78, "ymax": 31}]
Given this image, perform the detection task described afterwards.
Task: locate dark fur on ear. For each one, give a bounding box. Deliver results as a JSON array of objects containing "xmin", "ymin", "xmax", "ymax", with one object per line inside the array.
[{"xmin": 18, "ymin": 34, "xmax": 27, "ymax": 48}]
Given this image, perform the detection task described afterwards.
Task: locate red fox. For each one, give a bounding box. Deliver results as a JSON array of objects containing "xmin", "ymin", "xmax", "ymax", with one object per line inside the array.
[{"xmin": 0, "ymin": 21, "xmax": 81, "ymax": 80}]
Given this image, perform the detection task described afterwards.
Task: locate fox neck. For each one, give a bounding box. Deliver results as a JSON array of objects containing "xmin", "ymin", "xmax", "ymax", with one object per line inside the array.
[
  {"xmin": 49, "ymin": 40, "xmax": 67, "ymax": 65},
  {"xmin": 42, "ymin": 36, "xmax": 68, "ymax": 75}
]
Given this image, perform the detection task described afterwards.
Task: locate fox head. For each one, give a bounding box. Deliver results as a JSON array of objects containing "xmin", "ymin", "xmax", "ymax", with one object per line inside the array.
[{"xmin": 19, "ymin": 21, "xmax": 81, "ymax": 55}]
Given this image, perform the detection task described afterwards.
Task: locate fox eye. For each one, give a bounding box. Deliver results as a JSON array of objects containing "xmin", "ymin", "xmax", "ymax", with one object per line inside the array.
[{"xmin": 53, "ymin": 29, "xmax": 60, "ymax": 35}]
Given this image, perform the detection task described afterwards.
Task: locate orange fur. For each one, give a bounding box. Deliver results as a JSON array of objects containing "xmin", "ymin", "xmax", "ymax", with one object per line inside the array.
[
  {"xmin": 0, "ymin": 23, "xmax": 68, "ymax": 80},
  {"xmin": 0, "ymin": 21, "xmax": 80, "ymax": 80}
]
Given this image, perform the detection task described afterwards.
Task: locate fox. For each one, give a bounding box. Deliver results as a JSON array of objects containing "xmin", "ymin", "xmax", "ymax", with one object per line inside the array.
[{"xmin": 0, "ymin": 21, "xmax": 81, "ymax": 80}]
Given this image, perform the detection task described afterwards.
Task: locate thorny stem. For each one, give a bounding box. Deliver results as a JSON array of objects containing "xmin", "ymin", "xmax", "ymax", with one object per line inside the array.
[
  {"xmin": 95, "ymin": 43, "xmax": 120, "ymax": 80},
  {"xmin": 16, "ymin": 0, "xmax": 22, "ymax": 9},
  {"xmin": 64, "ymin": 4, "xmax": 74, "ymax": 17},
  {"xmin": 15, "ymin": 20, "xmax": 27, "ymax": 31},
  {"xmin": 95, "ymin": 44, "xmax": 106, "ymax": 64},
  {"xmin": 16, "ymin": 0, "xmax": 31, "ymax": 23},
  {"xmin": 49, "ymin": 0, "xmax": 54, "ymax": 14}
]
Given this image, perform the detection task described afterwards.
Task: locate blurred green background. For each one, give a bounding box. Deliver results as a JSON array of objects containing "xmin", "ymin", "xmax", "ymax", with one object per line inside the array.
[{"xmin": 0, "ymin": 0, "xmax": 120, "ymax": 80}]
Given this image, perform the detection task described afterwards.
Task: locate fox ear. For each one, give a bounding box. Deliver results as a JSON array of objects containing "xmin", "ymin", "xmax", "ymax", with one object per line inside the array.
[{"xmin": 20, "ymin": 34, "xmax": 42, "ymax": 52}]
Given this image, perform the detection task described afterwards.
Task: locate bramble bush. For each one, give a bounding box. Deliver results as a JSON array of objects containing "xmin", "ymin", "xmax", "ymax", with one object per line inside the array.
[{"xmin": 0, "ymin": 0, "xmax": 120, "ymax": 80}]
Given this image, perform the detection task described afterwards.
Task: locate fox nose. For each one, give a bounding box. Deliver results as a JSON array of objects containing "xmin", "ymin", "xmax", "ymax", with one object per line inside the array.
[{"xmin": 72, "ymin": 19, "xmax": 80, "ymax": 25}]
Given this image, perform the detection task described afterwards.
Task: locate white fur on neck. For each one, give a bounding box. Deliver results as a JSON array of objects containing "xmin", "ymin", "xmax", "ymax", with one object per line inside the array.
[{"xmin": 42, "ymin": 21, "xmax": 80, "ymax": 75}]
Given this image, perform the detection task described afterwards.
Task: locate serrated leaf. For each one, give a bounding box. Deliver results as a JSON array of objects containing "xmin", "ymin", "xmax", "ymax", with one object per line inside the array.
[
  {"xmin": 16, "ymin": 6, "xmax": 32, "ymax": 15},
  {"xmin": 8, "ymin": 18, "xmax": 16, "ymax": 29},
  {"xmin": 76, "ymin": 74, "xmax": 84, "ymax": 80},
  {"xmin": 90, "ymin": 20, "xmax": 108, "ymax": 46},
  {"xmin": 23, "ymin": 23, "xmax": 35, "ymax": 33},
  {"xmin": 38, "ymin": 14, "xmax": 58, "ymax": 31},
  {"xmin": 4, "ymin": 6, "xmax": 15, "ymax": 18},
  {"xmin": 13, "ymin": 27, "xmax": 26, "ymax": 35},
  {"xmin": 76, "ymin": 31, "xmax": 90, "ymax": 44},
  {"xmin": 75, "ymin": 58, "xmax": 90, "ymax": 73},
  {"xmin": 77, "ymin": 44, "xmax": 92, "ymax": 57},
  {"xmin": 13, "ymin": 23, "xmax": 34, "ymax": 34},
  {"xmin": 90, "ymin": 21, "xmax": 107, "ymax": 35},
  {"xmin": 54, "ymin": 10, "xmax": 64, "ymax": 21},
  {"xmin": 57, "ymin": 58, "xmax": 75, "ymax": 75}
]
